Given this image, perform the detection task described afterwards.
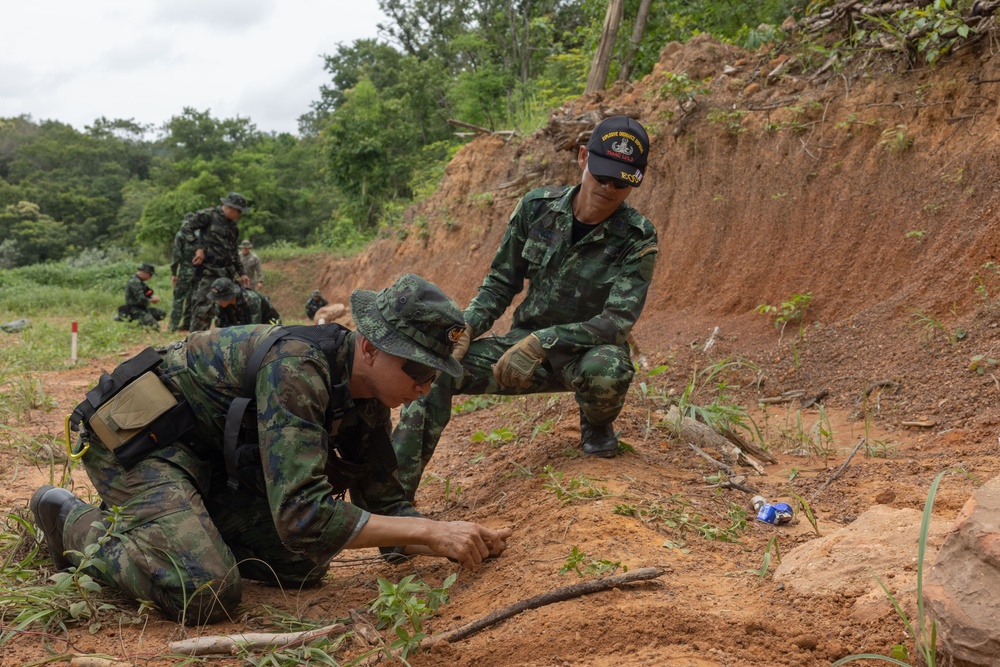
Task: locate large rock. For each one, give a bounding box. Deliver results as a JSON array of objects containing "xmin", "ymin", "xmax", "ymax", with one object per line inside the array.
[
  {"xmin": 774, "ymin": 505, "xmax": 947, "ymax": 622},
  {"xmin": 924, "ymin": 476, "xmax": 1000, "ymax": 667},
  {"xmin": 313, "ymin": 303, "xmax": 352, "ymax": 328}
]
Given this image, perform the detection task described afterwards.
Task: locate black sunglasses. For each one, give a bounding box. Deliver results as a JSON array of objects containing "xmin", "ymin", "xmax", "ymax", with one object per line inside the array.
[
  {"xmin": 402, "ymin": 359, "xmax": 440, "ymax": 385},
  {"xmin": 592, "ymin": 174, "xmax": 630, "ymax": 190}
]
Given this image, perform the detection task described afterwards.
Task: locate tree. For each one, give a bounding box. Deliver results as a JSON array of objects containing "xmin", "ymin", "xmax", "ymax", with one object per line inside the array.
[{"xmin": 585, "ymin": 0, "xmax": 624, "ymax": 94}]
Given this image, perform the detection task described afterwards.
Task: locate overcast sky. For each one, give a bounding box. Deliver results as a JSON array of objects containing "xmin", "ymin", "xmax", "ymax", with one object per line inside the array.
[{"xmin": 1, "ymin": 0, "xmax": 384, "ymax": 136}]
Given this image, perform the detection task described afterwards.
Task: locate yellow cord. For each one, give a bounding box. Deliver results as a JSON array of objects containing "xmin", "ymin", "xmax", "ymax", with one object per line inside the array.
[{"xmin": 65, "ymin": 415, "xmax": 89, "ymax": 460}]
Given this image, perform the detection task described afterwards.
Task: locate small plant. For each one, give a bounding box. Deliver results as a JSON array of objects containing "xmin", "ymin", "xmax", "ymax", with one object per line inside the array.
[
  {"xmin": 755, "ymin": 292, "xmax": 814, "ymax": 337},
  {"xmin": 370, "ymin": 573, "xmax": 457, "ymax": 661},
  {"xmin": 880, "ymin": 125, "xmax": 913, "ymax": 153},
  {"xmin": 706, "ymin": 108, "xmax": 749, "ymax": 135},
  {"xmin": 452, "ymin": 395, "xmax": 500, "ymax": 415},
  {"xmin": 968, "ymin": 354, "xmax": 998, "ymax": 375},
  {"xmin": 747, "ymin": 536, "xmax": 782, "ymax": 585},
  {"xmin": 865, "ymin": 439, "xmax": 898, "ymax": 459},
  {"xmin": 786, "ymin": 467, "xmax": 801, "ymax": 482},
  {"xmin": 471, "ymin": 192, "xmax": 494, "ymax": 208},
  {"xmin": 659, "ymin": 72, "xmax": 710, "ymax": 106},
  {"xmin": 558, "ymin": 546, "xmax": 626, "ymax": 577},
  {"xmin": 542, "ymin": 465, "xmax": 610, "ymax": 504},
  {"xmin": 632, "ymin": 364, "xmax": 670, "ymax": 403},
  {"xmin": 970, "ymin": 261, "xmax": 1000, "ymax": 302},
  {"xmin": 905, "ymin": 230, "xmax": 926, "ymax": 242},
  {"xmin": 471, "ymin": 427, "xmax": 516, "ymax": 447},
  {"xmin": 908, "ymin": 308, "xmax": 963, "ymax": 346}
]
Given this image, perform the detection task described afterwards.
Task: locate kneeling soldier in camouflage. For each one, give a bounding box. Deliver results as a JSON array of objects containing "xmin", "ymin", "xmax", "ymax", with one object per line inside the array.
[
  {"xmin": 31, "ymin": 274, "xmax": 512, "ymax": 625},
  {"xmin": 208, "ymin": 277, "xmax": 281, "ymax": 328}
]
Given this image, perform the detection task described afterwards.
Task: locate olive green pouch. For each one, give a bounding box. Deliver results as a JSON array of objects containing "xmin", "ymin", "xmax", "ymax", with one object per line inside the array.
[{"xmin": 88, "ymin": 371, "xmax": 178, "ymax": 448}]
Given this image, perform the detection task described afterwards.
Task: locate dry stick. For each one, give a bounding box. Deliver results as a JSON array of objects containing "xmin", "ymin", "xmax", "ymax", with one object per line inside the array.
[
  {"xmin": 423, "ymin": 567, "xmax": 666, "ymax": 647},
  {"xmin": 688, "ymin": 442, "xmax": 736, "ymax": 476},
  {"xmin": 809, "ymin": 437, "xmax": 867, "ymax": 502},
  {"xmin": 168, "ymin": 622, "xmax": 346, "ymax": 656}
]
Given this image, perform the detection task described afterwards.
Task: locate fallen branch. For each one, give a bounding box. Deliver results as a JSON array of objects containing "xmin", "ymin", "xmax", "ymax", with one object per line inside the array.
[
  {"xmin": 70, "ymin": 659, "xmax": 133, "ymax": 667},
  {"xmin": 168, "ymin": 622, "xmax": 346, "ymax": 656},
  {"xmin": 661, "ymin": 407, "xmax": 766, "ymax": 474},
  {"xmin": 809, "ymin": 437, "xmax": 867, "ymax": 502},
  {"xmin": 720, "ymin": 426, "xmax": 777, "ymax": 465},
  {"xmin": 800, "ymin": 389, "xmax": 829, "ymax": 410},
  {"xmin": 423, "ymin": 567, "xmax": 666, "ymax": 646},
  {"xmin": 759, "ymin": 389, "xmax": 805, "ymax": 404},
  {"xmin": 688, "ymin": 442, "xmax": 736, "ymax": 476}
]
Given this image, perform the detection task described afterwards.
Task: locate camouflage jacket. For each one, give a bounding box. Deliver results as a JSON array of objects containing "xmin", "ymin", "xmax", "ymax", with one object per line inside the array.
[
  {"xmin": 178, "ymin": 206, "xmax": 246, "ymax": 279},
  {"xmin": 160, "ymin": 325, "xmax": 418, "ymax": 562},
  {"xmin": 240, "ymin": 252, "xmax": 264, "ymax": 285},
  {"xmin": 464, "ymin": 185, "xmax": 658, "ymax": 355},
  {"xmin": 124, "ymin": 274, "xmax": 154, "ymax": 310},
  {"xmin": 214, "ymin": 289, "xmax": 281, "ymax": 328},
  {"xmin": 305, "ymin": 296, "xmax": 329, "ymax": 320},
  {"xmin": 170, "ymin": 231, "xmax": 196, "ymax": 277}
]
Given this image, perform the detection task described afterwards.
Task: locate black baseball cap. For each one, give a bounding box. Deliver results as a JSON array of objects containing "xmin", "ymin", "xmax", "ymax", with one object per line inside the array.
[{"xmin": 586, "ymin": 116, "xmax": 649, "ymax": 187}]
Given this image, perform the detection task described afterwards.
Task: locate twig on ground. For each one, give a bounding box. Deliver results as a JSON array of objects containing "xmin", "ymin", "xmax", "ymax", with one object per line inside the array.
[
  {"xmin": 422, "ymin": 567, "xmax": 667, "ymax": 646},
  {"xmin": 688, "ymin": 442, "xmax": 736, "ymax": 476},
  {"xmin": 809, "ymin": 437, "xmax": 867, "ymax": 502},
  {"xmin": 168, "ymin": 622, "xmax": 347, "ymax": 656}
]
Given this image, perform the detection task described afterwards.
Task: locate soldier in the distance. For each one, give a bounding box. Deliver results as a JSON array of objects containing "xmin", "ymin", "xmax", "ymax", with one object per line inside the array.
[
  {"xmin": 118, "ymin": 262, "xmax": 166, "ymax": 329},
  {"xmin": 239, "ymin": 240, "xmax": 264, "ymax": 291},
  {"xmin": 208, "ymin": 277, "xmax": 281, "ymax": 328},
  {"xmin": 180, "ymin": 192, "xmax": 251, "ymax": 332}
]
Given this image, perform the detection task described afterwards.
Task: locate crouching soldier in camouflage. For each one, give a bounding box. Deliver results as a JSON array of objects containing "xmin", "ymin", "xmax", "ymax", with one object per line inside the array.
[
  {"xmin": 118, "ymin": 262, "xmax": 166, "ymax": 328},
  {"xmin": 209, "ymin": 277, "xmax": 282, "ymax": 327},
  {"xmin": 393, "ymin": 116, "xmax": 658, "ymax": 500},
  {"xmin": 30, "ymin": 273, "xmax": 512, "ymax": 625}
]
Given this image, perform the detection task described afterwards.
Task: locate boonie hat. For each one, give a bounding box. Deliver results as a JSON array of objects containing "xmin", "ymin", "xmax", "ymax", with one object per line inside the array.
[
  {"xmin": 239, "ymin": 239, "xmax": 253, "ymax": 249},
  {"xmin": 312, "ymin": 290, "xmax": 323, "ymax": 297},
  {"xmin": 351, "ymin": 274, "xmax": 465, "ymax": 378},
  {"xmin": 137, "ymin": 262, "xmax": 156, "ymax": 275},
  {"xmin": 586, "ymin": 115, "xmax": 649, "ymax": 187},
  {"xmin": 209, "ymin": 277, "xmax": 240, "ymax": 301},
  {"xmin": 220, "ymin": 192, "xmax": 249, "ymax": 212}
]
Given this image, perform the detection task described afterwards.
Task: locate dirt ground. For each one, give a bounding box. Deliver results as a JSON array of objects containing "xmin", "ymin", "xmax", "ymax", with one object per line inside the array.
[{"xmin": 6, "ymin": 28, "xmax": 1000, "ymax": 667}]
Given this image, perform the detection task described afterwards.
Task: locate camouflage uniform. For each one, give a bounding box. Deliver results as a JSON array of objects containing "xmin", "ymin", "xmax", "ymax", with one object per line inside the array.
[
  {"xmin": 214, "ymin": 288, "xmax": 282, "ymax": 328},
  {"xmin": 120, "ymin": 273, "xmax": 166, "ymax": 328},
  {"xmin": 240, "ymin": 251, "xmax": 264, "ymax": 287},
  {"xmin": 169, "ymin": 231, "xmax": 196, "ymax": 331},
  {"xmin": 60, "ymin": 325, "xmax": 419, "ymax": 624},
  {"xmin": 181, "ymin": 206, "xmax": 247, "ymax": 332},
  {"xmin": 392, "ymin": 185, "xmax": 658, "ymax": 497},
  {"xmin": 306, "ymin": 295, "xmax": 329, "ymax": 320}
]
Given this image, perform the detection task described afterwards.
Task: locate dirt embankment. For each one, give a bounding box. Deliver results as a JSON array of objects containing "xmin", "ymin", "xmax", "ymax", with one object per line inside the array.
[{"xmin": 12, "ymin": 31, "xmax": 1000, "ymax": 667}]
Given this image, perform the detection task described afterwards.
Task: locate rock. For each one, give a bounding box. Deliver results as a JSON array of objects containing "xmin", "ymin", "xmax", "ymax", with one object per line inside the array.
[
  {"xmin": 774, "ymin": 505, "xmax": 948, "ymax": 622},
  {"xmin": 924, "ymin": 475, "xmax": 1000, "ymax": 666},
  {"xmin": 313, "ymin": 303, "xmax": 352, "ymax": 327},
  {"xmin": 0, "ymin": 318, "xmax": 30, "ymax": 333}
]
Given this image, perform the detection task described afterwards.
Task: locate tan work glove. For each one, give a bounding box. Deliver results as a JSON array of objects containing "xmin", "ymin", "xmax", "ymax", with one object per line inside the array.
[
  {"xmin": 452, "ymin": 324, "xmax": 474, "ymax": 364},
  {"xmin": 493, "ymin": 334, "xmax": 546, "ymax": 388}
]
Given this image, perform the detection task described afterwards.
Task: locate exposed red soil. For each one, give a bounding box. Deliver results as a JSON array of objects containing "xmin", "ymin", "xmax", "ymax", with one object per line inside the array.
[{"xmin": 6, "ymin": 31, "xmax": 1000, "ymax": 666}]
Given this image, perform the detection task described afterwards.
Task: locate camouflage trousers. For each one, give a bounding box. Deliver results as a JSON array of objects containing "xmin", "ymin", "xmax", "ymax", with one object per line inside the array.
[
  {"xmin": 119, "ymin": 305, "xmax": 166, "ymax": 328},
  {"xmin": 189, "ymin": 267, "xmax": 233, "ymax": 331},
  {"xmin": 391, "ymin": 328, "xmax": 634, "ymax": 499},
  {"xmin": 62, "ymin": 436, "xmax": 329, "ymax": 625},
  {"xmin": 168, "ymin": 269, "xmax": 196, "ymax": 331}
]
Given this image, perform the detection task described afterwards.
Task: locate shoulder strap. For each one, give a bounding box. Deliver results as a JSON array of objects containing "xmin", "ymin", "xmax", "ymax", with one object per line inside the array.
[{"xmin": 223, "ymin": 324, "xmax": 349, "ymax": 491}]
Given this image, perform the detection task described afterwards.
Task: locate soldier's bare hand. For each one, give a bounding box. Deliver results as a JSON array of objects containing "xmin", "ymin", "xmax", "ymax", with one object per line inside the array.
[
  {"xmin": 171, "ymin": 275, "xmax": 178, "ymax": 287},
  {"xmin": 192, "ymin": 249, "xmax": 205, "ymax": 266},
  {"xmin": 240, "ymin": 275, "xmax": 251, "ymax": 288},
  {"xmin": 426, "ymin": 521, "xmax": 512, "ymax": 568}
]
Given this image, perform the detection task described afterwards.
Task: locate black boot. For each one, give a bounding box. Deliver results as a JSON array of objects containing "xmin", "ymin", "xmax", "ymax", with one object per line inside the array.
[
  {"xmin": 29, "ymin": 485, "xmax": 87, "ymax": 570},
  {"xmin": 579, "ymin": 410, "xmax": 619, "ymax": 458}
]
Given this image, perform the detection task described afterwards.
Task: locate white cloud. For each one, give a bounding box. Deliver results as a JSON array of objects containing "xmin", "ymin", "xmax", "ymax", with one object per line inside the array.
[{"xmin": 0, "ymin": 0, "xmax": 383, "ymax": 134}]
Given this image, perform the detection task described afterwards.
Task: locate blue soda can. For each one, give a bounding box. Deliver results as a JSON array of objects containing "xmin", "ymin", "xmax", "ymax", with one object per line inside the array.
[{"xmin": 756, "ymin": 502, "xmax": 794, "ymax": 525}]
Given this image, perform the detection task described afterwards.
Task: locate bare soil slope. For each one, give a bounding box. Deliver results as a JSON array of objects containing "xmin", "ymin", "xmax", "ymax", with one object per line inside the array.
[{"xmin": 6, "ymin": 31, "xmax": 1000, "ymax": 667}]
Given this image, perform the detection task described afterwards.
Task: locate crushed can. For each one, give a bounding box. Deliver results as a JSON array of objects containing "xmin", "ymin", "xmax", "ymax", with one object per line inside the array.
[{"xmin": 752, "ymin": 496, "xmax": 794, "ymax": 525}]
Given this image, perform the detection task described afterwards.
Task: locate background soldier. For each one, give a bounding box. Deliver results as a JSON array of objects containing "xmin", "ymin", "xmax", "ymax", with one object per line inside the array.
[
  {"xmin": 239, "ymin": 239, "xmax": 264, "ymax": 291},
  {"xmin": 181, "ymin": 192, "xmax": 251, "ymax": 331},
  {"xmin": 31, "ymin": 274, "xmax": 511, "ymax": 624},
  {"xmin": 392, "ymin": 116, "xmax": 658, "ymax": 500},
  {"xmin": 305, "ymin": 289, "xmax": 329, "ymax": 321},
  {"xmin": 168, "ymin": 231, "xmax": 196, "ymax": 332},
  {"xmin": 209, "ymin": 277, "xmax": 281, "ymax": 327},
  {"xmin": 118, "ymin": 262, "xmax": 166, "ymax": 328}
]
